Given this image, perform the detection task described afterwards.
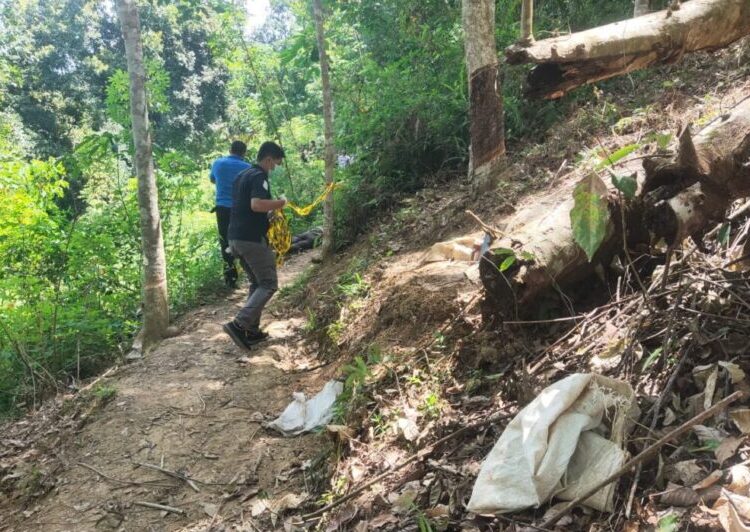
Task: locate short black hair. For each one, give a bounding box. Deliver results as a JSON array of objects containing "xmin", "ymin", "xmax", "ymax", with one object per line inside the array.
[
  {"xmin": 230, "ymin": 140, "xmax": 247, "ymax": 156},
  {"xmin": 257, "ymin": 141, "xmax": 285, "ymax": 161}
]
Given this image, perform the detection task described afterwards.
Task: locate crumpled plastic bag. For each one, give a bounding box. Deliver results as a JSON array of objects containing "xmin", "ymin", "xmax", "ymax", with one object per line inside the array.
[
  {"xmin": 468, "ymin": 373, "xmax": 638, "ymax": 514},
  {"xmin": 266, "ymin": 380, "xmax": 344, "ymax": 436}
]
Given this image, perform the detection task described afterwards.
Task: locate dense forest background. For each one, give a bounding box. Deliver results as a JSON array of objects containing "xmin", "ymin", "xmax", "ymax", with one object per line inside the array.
[{"xmin": 0, "ymin": 0, "xmax": 659, "ymax": 412}]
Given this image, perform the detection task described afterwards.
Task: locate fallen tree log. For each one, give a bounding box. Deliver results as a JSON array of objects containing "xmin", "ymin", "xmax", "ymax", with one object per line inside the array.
[
  {"xmin": 505, "ymin": 0, "xmax": 750, "ymax": 99},
  {"xmin": 644, "ymin": 97, "xmax": 750, "ymax": 245},
  {"xmin": 480, "ymin": 97, "xmax": 750, "ymax": 319}
]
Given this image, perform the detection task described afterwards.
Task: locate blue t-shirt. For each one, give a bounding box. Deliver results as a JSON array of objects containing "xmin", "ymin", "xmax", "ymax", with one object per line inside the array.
[{"xmin": 210, "ymin": 154, "xmax": 251, "ymax": 208}]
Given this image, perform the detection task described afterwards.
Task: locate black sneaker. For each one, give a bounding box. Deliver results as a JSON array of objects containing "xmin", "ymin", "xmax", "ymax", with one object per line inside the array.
[{"xmin": 222, "ymin": 321, "xmax": 268, "ymax": 350}]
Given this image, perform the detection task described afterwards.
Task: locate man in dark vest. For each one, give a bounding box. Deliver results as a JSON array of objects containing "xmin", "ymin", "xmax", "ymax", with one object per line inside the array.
[
  {"xmin": 223, "ymin": 141, "xmax": 287, "ymax": 349},
  {"xmin": 209, "ymin": 140, "xmax": 251, "ymax": 287}
]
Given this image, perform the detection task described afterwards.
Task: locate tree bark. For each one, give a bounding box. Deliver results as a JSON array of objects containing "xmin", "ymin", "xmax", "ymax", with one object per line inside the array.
[
  {"xmin": 633, "ymin": 0, "xmax": 651, "ymax": 17},
  {"xmin": 462, "ymin": 0, "xmax": 505, "ymax": 193},
  {"xmin": 521, "ymin": 0, "xmax": 534, "ymax": 44},
  {"xmin": 312, "ymin": 0, "xmax": 336, "ymax": 257},
  {"xmin": 643, "ymin": 98, "xmax": 750, "ymax": 245},
  {"xmin": 116, "ymin": 0, "xmax": 169, "ymax": 352},
  {"xmin": 480, "ymin": 97, "xmax": 750, "ymax": 319},
  {"xmin": 505, "ymin": 0, "xmax": 750, "ymax": 100},
  {"xmin": 478, "ymin": 179, "xmax": 625, "ymax": 320}
]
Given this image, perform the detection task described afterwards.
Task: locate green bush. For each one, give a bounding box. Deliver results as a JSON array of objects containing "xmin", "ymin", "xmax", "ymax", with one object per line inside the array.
[{"xmin": 0, "ymin": 139, "xmax": 225, "ymax": 414}]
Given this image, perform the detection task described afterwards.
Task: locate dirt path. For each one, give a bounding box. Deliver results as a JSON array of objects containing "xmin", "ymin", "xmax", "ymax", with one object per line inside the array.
[{"xmin": 1, "ymin": 251, "xmax": 333, "ymax": 531}]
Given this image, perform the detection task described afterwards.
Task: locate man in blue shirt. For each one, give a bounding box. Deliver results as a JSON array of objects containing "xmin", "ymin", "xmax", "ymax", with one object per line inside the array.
[{"xmin": 210, "ymin": 141, "xmax": 251, "ymax": 287}]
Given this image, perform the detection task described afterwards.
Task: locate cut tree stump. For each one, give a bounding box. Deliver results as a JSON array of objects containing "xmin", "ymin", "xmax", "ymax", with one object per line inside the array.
[
  {"xmin": 505, "ymin": 0, "xmax": 750, "ymax": 99},
  {"xmin": 480, "ymin": 97, "xmax": 750, "ymax": 319}
]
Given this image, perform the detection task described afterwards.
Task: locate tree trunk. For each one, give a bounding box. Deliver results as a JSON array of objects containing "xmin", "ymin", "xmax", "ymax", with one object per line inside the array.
[
  {"xmin": 521, "ymin": 0, "xmax": 534, "ymax": 44},
  {"xmin": 462, "ymin": 0, "xmax": 505, "ymax": 193},
  {"xmin": 312, "ymin": 0, "xmax": 336, "ymax": 257},
  {"xmin": 478, "ymin": 178, "xmax": 626, "ymax": 320},
  {"xmin": 643, "ymin": 98, "xmax": 750, "ymax": 245},
  {"xmin": 480, "ymin": 97, "xmax": 750, "ymax": 319},
  {"xmin": 116, "ymin": 0, "xmax": 169, "ymax": 352},
  {"xmin": 633, "ymin": 0, "xmax": 651, "ymax": 17},
  {"xmin": 505, "ymin": 0, "xmax": 750, "ymax": 100}
]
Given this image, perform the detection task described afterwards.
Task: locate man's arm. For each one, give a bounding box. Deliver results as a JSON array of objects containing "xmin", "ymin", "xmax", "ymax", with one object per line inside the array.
[{"xmin": 251, "ymin": 198, "xmax": 286, "ymax": 212}]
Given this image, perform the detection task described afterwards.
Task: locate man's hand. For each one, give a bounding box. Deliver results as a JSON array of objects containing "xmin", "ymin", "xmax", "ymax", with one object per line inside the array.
[{"xmin": 251, "ymin": 197, "xmax": 287, "ymax": 213}]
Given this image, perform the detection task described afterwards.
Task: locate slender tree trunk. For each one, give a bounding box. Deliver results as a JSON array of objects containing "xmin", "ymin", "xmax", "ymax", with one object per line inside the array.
[
  {"xmin": 521, "ymin": 0, "xmax": 534, "ymax": 44},
  {"xmin": 462, "ymin": 0, "xmax": 506, "ymax": 193},
  {"xmin": 312, "ymin": 0, "xmax": 336, "ymax": 257},
  {"xmin": 116, "ymin": 0, "xmax": 169, "ymax": 353},
  {"xmin": 634, "ymin": 0, "xmax": 651, "ymax": 17}
]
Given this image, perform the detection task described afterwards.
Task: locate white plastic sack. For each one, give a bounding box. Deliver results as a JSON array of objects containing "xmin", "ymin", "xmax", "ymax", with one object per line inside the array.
[
  {"xmin": 468, "ymin": 373, "xmax": 638, "ymax": 515},
  {"xmin": 267, "ymin": 380, "xmax": 344, "ymax": 436}
]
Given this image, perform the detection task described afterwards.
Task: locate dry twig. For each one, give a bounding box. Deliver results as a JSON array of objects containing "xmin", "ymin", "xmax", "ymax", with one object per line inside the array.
[
  {"xmin": 135, "ymin": 462, "xmax": 200, "ymax": 492},
  {"xmin": 77, "ymin": 462, "xmax": 174, "ymax": 488},
  {"xmin": 133, "ymin": 501, "xmax": 186, "ymax": 515},
  {"xmin": 300, "ymin": 411, "xmax": 512, "ymax": 521}
]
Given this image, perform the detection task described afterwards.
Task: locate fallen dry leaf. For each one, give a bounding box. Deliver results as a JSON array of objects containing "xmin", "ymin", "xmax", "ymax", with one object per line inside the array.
[
  {"xmin": 715, "ymin": 489, "xmax": 750, "ymax": 532},
  {"xmin": 248, "ymin": 496, "xmax": 269, "ymax": 517},
  {"xmin": 717, "ymin": 437, "xmax": 745, "ymax": 466},
  {"xmin": 667, "ymin": 460, "xmax": 705, "ymax": 485},
  {"xmin": 659, "ymin": 485, "xmax": 702, "ymax": 507},
  {"xmin": 731, "ymin": 410, "xmax": 750, "ymax": 434},
  {"xmin": 326, "ymin": 504, "xmax": 358, "ymax": 532},
  {"xmin": 202, "ymin": 502, "xmax": 218, "ymax": 517},
  {"xmin": 396, "ymin": 417, "xmax": 419, "ymax": 442},
  {"xmin": 694, "ymin": 424, "xmax": 728, "ymax": 444},
  {"xmin": 694, "ymin": 470, "xmax": 724, "ymax": 490},
  {"xmin": 269, "ymin": 492, "xmax": 308, "ymax": 528},
  {"xmin": 720, "ymin": 362, "xmax": 746, "ymax": 384},
  {"xmin": 425, "ymin": 504, "xmax": 450, "ymax": 518},
  {"xmin": 705, "ymin": 365, "xmax": 720, "ymax": 410},
  {"xmin": 326, "ymin": 424, "xmax": 354, "ymax": 441},
  {"xmin": 729, "ymin": 465, "xmax": 750, "ymax": 495},
  {"xmin": 368, "ymin": 512, "xmax": 399, "ymax": 528}
]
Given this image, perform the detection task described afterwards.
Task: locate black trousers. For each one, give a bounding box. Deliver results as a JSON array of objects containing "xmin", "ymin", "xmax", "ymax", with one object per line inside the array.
[{"xmin": 215, "ymin": 206, "xmax": 237, "ymax": 284}]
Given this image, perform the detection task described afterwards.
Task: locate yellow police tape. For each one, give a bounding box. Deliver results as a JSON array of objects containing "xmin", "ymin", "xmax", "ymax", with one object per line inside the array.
[{"xmin": 267, "ymin": 182, "xmax": 340, "ymax": 265}]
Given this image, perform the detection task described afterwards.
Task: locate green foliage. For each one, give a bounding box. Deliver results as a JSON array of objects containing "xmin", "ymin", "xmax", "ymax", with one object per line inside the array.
[
  {"xmin": 642, "ymin": 347, "xmax": 663, "ymax": 371},
  {"xmin": 0, "ymin": 133, "xmax": 223, "ymax": 412},
  {"xmin": 656, "ymin": 512, "xmax": 680, "ymax": 532},
  {"xmin": 571, "ymin": 173, "xmax": 611, "ymax": 261},
  {"xmin": 647, "ymin": 132, "xmax": 673, "ymax": 151},
  {"xmin": 333, "ymin": 346, "xmax": 381, "ymax": 422},
  {"xmin": 596, "ymin": 143, "xmax": 639, "ymax": 169},
  {"xmin": 417, "ymin": 513, "xmax": 435, "ymax": 532},
  {"xmin": 92, "ymin": 384, "xmax": 117, "ymax": 401},
  {"xmin": 0, "ymin": 0, "xmax": 641, "ymax": 414},
  {"xmin": 718, "ymin": 223, "xmax": 732, "ymax": 247},
  {"xmin": 494, "ymin": 248, "xmax": 518, "ymax": 273},
  {"xmin": 611, "ymin": 173, "xmax": 638, "ymax": 200}
]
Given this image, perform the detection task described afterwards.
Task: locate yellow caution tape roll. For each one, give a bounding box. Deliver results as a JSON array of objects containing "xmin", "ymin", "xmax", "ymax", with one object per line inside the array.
[{"xmin": 267, "ymin": 182, "xmax": 341, "ymax": 265}]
